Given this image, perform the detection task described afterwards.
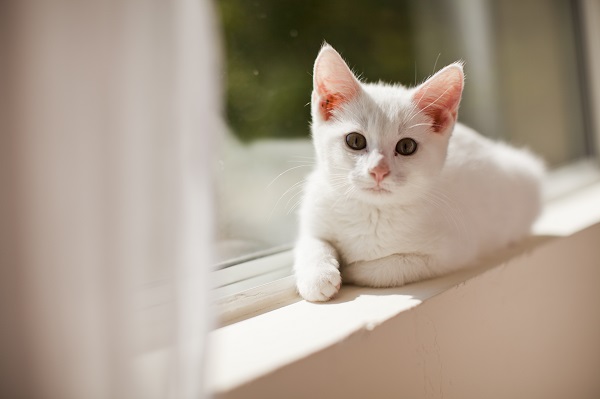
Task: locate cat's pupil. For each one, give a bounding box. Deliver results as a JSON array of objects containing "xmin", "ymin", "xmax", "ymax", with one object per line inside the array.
[
  {"xmin": 396, "ymin": 138, "xmax": 417, "ymax": 156},
  {"xmin": 345, "ymin": 132, "xmax": 367, "ymax": 150}
]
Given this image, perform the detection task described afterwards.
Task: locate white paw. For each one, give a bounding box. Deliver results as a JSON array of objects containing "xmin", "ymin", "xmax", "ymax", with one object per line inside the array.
[{"xmin": 295, "ymin": 261, "xmax": 342, "ymax": 302}]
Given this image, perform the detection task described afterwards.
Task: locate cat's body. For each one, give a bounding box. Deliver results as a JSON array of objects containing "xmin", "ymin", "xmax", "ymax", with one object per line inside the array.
[{"xmin": 294, "ymin": 45, "xmax": 544, "ymax": 302}]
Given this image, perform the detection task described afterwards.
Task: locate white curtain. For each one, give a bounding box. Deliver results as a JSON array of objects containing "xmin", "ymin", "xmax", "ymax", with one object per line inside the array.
[{"xmin": 0, "ymin": 1, "xmax": 219, "ymax": 398}]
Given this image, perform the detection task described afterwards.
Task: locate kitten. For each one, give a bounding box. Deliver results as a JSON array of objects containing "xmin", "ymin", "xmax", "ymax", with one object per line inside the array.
[{"xmin": 294, "ymin": 44, "xmax": 544, "ymax": 302}]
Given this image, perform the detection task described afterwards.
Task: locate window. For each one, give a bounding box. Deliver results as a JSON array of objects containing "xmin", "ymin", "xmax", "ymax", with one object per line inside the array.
[{"xmin": 213, "ymin": 0, "xmax": 599, "ymax": 298}]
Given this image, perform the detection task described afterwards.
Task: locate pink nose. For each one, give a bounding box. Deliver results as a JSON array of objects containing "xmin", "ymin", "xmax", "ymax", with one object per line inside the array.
[{"xmin": 369, "ymin": 164, "xmax": 390, "ymax": 184}]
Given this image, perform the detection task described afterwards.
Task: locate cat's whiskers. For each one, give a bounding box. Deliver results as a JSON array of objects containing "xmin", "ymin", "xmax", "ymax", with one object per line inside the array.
[
  {"xmin": 404, "ymin": 81, "xmax": 433, "ymax": 122},
  {"xmin": 284, "ymin": 170, "xmax": 352, "ymax": 216},
  {"xmin": 404, "ymin": 63, "xmax": 453, "ymax": 125},
  {"xmin": 331, "ymin": 185, "xmax": 355, "ymax": 210},
  {"xmin": 328, "ymin": 171, "xmax": 350, "ymax": 178},
  {"xmin": 328, "ymin": 176, "xmax": 351, "ymax": 190},
  {"xmin": 267, "ymin": 164, "xmax": 313, "ymax": 188},
  {"xmin": 328, "ymin": 170, "xmax": 351, "ymax": 179},
  {"xmin": 328, "ymin": 180, "xmax": 351, "ymax": 192},
  {"xmin": 414, "ymin": 60, "xmax": 417, "ymax": 86},
  {"xmin": 417, "ymin": 86, "xmax": 452, "ymax": 115},
  {"xmin": 405, "ymin": 85, "xmax": 453, "ymax": 127},
  {"xmin": 403, "ymin": 57, "xmax": 443, "ymax": 131},
  {"xmin": 328, "ymin": 175, "xmax": 348, "ymax": 183},
  {"xmin": 432, "ymin": 53, "xmax": 441, "ymax": 75},
  {"xmin": 403, "ymin": 104, "xmax": 421, "ymax": 128},
  {"xmin": 268, "ymin": 178, "xmax": 307, "ymax": 221},
  {"xmin": 343, "ymin": 185, "xmax": 357, "ymax": 203},
  {"xmin": 331, "ymin": 164, "xmax": 353, "ymax": 171},
  {"xmin": 403, "ymin": 122, "xmax": 442, "ymax": 131},
  {"xmin": 287, "ymin": 199, "xmax": 303, "ymax": 215},
  {"xmin": 401, "ymin": 56, "xmax": 449, "ymax": 133},
  {"xmin": 284, "ymin": 183, "xmax": 308, "ymax": 211}
]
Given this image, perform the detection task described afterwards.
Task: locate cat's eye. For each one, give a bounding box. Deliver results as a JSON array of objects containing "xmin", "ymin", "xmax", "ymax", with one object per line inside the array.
[
  {"xmin": 345, "ymin": 132, "xmax": 367, "ymax": 150},
  {"xmin": 396, "ymin": 137, "xmax": 418, "ymax": 156}
]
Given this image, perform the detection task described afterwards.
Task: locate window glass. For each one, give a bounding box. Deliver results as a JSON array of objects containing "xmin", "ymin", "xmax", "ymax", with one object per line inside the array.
[{"xmin": 215, "ymin": 0, "xmax": 591, "ymax": 263}]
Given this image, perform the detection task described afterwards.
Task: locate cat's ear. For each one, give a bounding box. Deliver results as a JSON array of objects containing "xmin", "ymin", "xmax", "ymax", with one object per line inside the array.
[
  {"xmin": 313, "ymin": 44, "xmax": 361, "ymax": 121},
  {"xmin": 413, "ymin": 62, "xmax": 464, "ymax": 134}
]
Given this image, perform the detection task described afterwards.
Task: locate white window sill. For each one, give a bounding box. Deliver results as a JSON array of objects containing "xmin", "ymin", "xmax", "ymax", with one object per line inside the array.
[{"xmin": 207, "ymin": 173, "xmax": 600, "ymax": 398}]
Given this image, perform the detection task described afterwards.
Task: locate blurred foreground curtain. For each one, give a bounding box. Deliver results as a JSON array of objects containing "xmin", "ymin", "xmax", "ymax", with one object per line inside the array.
[{"xmin": 0, "ymin": 1, "xmax": 219, "ymax": 398}]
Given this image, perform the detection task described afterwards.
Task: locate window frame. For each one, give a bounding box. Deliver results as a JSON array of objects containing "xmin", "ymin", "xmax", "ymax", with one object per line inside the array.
[{"xmin": 212, "ymin": 0, "xmax": 600, "ymax": 326}]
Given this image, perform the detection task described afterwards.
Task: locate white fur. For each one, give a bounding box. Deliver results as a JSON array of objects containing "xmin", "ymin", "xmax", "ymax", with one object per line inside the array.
[{"xmin": 294, "ymin": 45, "xmax": 544, "ymax": 302}]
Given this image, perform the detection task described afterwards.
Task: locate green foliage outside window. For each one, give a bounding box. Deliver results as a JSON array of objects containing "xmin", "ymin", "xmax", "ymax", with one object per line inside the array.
[{"xmin": 217, "ymin": 0, "xmax": 417, "ymax": 141}]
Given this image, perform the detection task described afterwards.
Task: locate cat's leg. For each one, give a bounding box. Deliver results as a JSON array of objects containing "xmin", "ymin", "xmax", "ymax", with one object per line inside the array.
[
  {"xmin": 294, "ymin": 236, "xmax": 342, "ymax": 302},
  {"xmin": 342, "ymin": 253, "xmax": 433, "ymax": 288}
]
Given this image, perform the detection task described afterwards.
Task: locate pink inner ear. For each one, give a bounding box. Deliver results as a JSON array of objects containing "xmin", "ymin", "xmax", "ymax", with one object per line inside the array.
[
  {"xmin": 318, "ymin": 91, "xmax": 347, "ymax": 121},
  {"xmin": 414, "ymin": 65, "xmax": 464, "ymax": 133},
  {"xmin": 313, "ymin": 46, "xmax": 360, "ymax": 121}
]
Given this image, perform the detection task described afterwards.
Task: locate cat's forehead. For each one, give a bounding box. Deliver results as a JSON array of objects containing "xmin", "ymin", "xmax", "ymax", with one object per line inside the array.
[{"xmin": 361, "ymin": 82, "xmax": 415, "ymax": 121}]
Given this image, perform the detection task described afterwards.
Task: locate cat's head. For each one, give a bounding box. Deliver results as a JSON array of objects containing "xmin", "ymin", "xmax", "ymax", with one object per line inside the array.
[{"xmin": 310, "ymin": 44, "xmax": 464, "ymax": 205}]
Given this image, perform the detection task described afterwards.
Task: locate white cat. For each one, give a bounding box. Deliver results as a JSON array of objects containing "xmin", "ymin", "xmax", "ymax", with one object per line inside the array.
[{"xmin": 294, "ymin": 44, "xmax": 544, "ymax": 302}]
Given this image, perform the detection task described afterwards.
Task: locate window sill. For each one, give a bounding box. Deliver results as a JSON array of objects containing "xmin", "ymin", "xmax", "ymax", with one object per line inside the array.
[{"xmin": 206, "ymin": 177, "xmax": 600, "ymax": 398}]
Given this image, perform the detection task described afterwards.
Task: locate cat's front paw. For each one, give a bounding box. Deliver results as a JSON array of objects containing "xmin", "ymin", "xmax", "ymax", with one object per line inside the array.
[{"xmin": 295, "ymin": 261, "xmax": 341, "ymax": 302}]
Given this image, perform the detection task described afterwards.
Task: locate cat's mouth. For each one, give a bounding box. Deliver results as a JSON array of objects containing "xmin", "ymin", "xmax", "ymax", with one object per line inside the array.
[{"xmin": 364, "ymin": 186, "xmax": 391, "ymax": 194}]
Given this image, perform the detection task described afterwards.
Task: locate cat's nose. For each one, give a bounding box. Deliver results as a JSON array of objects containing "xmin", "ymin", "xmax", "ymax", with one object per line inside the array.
[{"xmin": 369, "ymin": 164, "xmax": 390, "ymax": 184}]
